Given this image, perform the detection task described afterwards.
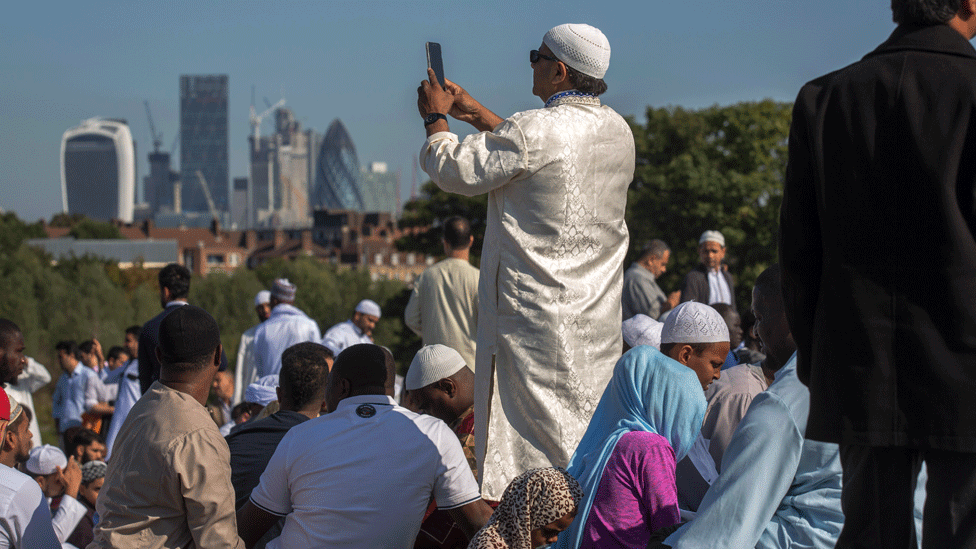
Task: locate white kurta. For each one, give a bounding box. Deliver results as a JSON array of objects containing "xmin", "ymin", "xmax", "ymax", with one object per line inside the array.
[
  {"xmin": 421, "ymin": 93, "xmax": 635, "ymax": 499},
  {"xmin": 254, "ymin": 304, "xmax": 321, "ymax": 378},
  {"xmin": 234, "ymin": 324, "xmax": 259, "ymax": 405}
]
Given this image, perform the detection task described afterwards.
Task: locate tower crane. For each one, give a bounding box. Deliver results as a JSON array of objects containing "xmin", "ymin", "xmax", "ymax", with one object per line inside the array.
[
  {"xmin": 144, "ymin": 100, "xmax": 163, "ymax": 153},
  {"xmin": 249, "ymin": 87, "xmax": 285, "ymax": 147},
  {"xmin": 196, "ymin": 170, "xmax": 220, "ymax": 221}
]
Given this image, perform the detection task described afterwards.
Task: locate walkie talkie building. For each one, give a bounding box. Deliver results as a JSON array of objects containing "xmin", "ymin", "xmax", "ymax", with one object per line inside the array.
[{"xmin": 60, "ymin": 117, "xmax": 136, "ymax": 222}]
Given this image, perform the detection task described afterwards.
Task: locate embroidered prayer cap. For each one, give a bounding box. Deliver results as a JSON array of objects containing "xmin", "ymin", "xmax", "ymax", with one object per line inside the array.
[
  {"xmin": 622, "ymin": 314, "xmax": 664, "ymax": 350},
  {"xmin": 81, "ymin": 460, "xmax": 107, "ymax": 484},
  {"xmin": 245, "ymin": 374, "xmax": 279, "ymax": 406},
  {"xmin": 271, "ymin": 278, "xmax": 297, "ymax": 302},
  {"xmin": 699, "ymin": 230, "xmax": 725, "ymax": 247},
  {"xmin": 254, "ymin": 290, "xmax": 271, "ymax": 307},
  {"xmin": 543, "ymin": 23, "xmax": 611, "ymax": 79},
  {"xmin": 355, "ymin": 299, "xmax": 382, "ymax": 319},
  {"xmin": 158, "ymin": 305, "xmax": 221, "ymax": 367},
  {"xmin": 6, "ymin": 394, "xmax": 22, "ymax": 424},
  {"xmin": 661, "ymin": 301, "xmax": 730, "ymax": 344},
  {"xmin": 26, "ymin": 444, "xmax": 67, "ymax": 476},
  {"xmin": 405, "ymin": 344, "xmax": 468, "ymax": 391}
]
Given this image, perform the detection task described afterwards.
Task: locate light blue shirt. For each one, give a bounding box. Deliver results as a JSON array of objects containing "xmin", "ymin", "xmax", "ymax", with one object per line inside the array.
[
  {"xmin": 105, "ymin": 359, "xmax": 142, "ymax": 460},
  {"xmin": 665, "ymin": 354, "xmax": 844, "ymax": 549},
  {"xmin": 51, "ymin": 364, "xmax": 97, "ymax": 434},
  {"xmin": 253, "ymin": 304, "xmax": 321, "ymax": 378}
]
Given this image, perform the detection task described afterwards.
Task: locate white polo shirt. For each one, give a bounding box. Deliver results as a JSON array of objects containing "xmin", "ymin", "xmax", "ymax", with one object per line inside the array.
[{"xmin": 250, "ymin": 395, "xmax": 481, "ymax": 549}]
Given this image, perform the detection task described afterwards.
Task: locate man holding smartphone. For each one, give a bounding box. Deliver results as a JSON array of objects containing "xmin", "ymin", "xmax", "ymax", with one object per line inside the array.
[{"xmin": 417, "ymin": 23, "xmax": 635, "ymax": 501}]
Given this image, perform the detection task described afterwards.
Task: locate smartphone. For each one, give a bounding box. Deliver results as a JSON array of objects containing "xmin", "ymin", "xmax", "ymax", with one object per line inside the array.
[{"xmin": 426, "ymin": 42, "xmax": 445, "ymax": 87}]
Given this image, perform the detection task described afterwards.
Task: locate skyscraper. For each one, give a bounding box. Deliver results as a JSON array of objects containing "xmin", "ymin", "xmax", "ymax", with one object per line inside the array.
[
  {"xmin": 250, "ymin": 108, "xmax": 319, "ymax": 227},
  {"xmin": 60, "ymin": 117, "xmax": 136, "ymax": 222},
  {"xmin": 313, "ymin": 119, "xmax": 365, "ymax": 212},
  {"xmin": 180, "ymin": 75, "xmax": 228, "ymax": 215}
]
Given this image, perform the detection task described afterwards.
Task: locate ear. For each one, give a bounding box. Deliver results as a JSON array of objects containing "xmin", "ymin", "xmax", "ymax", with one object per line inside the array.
[
  {"xmin": 439, "ymin": 378, "xmax": 456, "ymax": 398},
  {"xmin": 552, "ymin": 61, "xmax": 569, "ymax": 86},
  {"xmin": 677, "ymin": 344, "xmax": 694, "ymax": 366},
  {"xmin": 213, "ymin": 344, "xmax": 223, "ymax": 368}
]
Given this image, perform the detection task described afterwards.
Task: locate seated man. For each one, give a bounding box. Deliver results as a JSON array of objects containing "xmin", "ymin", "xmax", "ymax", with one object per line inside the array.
[
  {"xmin": 660, "ymin": 265, "xmax": 844, "ymax": 549},
  {"xmin": 65, "ymin": 428, "xmax": 106, "ymax": 464},
  {"xmin": 25, "ymin": 444, "xmax": 86, "ymax": 544},
  {"xmin": 66, "ymin": 459, "xmax": 106, "ymax": 549},
  {"xmin": 321, "ymin": 299, "xmax": 381, "ymax": 355},
  {"xmin": 92, "ymin": 305, "xmax": 244, "ymax": 549},
  {"xmin": 238, "ymin": 343, "xmax": 493, "ymax": 548}
]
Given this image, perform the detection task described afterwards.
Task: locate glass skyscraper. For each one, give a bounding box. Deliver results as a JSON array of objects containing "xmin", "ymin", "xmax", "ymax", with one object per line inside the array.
[
  {"xmin": 313, "ymin": 119, "xmax": 365, "ymax": 211},
  {"xmin": 180, "ymin": 75, "xmax": 229, "ymax": 214},
  {"xmin": 60, "ymin": 118, "xmax": 136, "ymax": 222}
]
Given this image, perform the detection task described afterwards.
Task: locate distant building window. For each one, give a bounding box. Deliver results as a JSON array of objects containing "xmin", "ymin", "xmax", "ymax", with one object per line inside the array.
[
  {"xmin": 406, "ymin": 253, "xmax": 416, "ymax": 266},
  {"xmin": 426, "ymin": 256, "xmax": 435, "ymax": 266},
  {"xmin": 229, "ymin": 253, "xmax": 239, "ymax": 267},
  {"xmin": 374, "ymin": 253, "xmax": 383, "ymax": 266},
  {"xmin": 183, "ymin": 251, "xmax": 195, "ymax": 272},
  {"xmin": 391, "ymin": 254, "xmax": 399, "ymax": 266},
  {"xmin": 207, "ymin": 254, "xmax": 225, "ymax": 265}
]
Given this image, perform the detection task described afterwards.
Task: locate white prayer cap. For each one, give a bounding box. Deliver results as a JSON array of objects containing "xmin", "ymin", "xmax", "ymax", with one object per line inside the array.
[
  {"xmin": 355, "ymin": 299, "xmax": 382, "ymax": 319},
  {"xmin": 699, "ymin": 230, "xmax": 725, "ymax": 247},
  {"xmin": 254, "ymin": 290, "xmax": 271, "ymax": 307},
  {"xmin": 271, "ymin": 278, "xmax": 297, "ymax": 301},
  {"xmin": 26, "ymin": 444, "xmax": 67, "ymax": 476},
  {"xmin": 245, "ymin": 374, "xmax": 279, "ymax": 406},
  {"xmin": 661, "ymin": 302, "xmax": 730, "ymax": 345},
  {"xmin": 622, "ymin": 314, "xmax": 664, "ymax": 350},
  {"xmin": 405, "ymin": 344, "xmax": 468, "ymax": 391},
  {"xmin": 543, "ymin": 23, "xmax": 611, "ymax": 79}
]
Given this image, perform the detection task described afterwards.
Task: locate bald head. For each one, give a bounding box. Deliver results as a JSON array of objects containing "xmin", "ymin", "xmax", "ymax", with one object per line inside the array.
[{"xmin": 326, "ymin": 344, "xmax": 395, "ymax": 412}]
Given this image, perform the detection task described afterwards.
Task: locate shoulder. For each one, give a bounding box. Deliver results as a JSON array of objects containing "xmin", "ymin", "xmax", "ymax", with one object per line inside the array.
[
  {"xmin": 615, "ymin": 431, "xmax": 674, "ymax": 457},
  {"xmin": 708, "ymin": 365, "xmax": 766, "ymax": 398}
]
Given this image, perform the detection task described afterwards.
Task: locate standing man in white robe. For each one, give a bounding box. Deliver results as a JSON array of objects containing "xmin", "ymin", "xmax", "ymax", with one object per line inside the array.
[
  {"xmin": 234, "ymin": 291, "xmax": 272, "ymax": 405},
  {"xmin": 418, "ymin": 23, "xmax": 635, "ymax": 500},
  {"xmin": 253, "ymin": 279, "xmax": 320, "ymax": 378}
]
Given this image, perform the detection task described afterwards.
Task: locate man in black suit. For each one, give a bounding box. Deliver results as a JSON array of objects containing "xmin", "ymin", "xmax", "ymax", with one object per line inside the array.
[
  {"xmin": 138, "ymin": 263, "xmax": 190, "ymax": 394},
  {"xmin": 780, "ymin": 1, "xmax": 976, "ymax": 546},
  {"xmin": 679, "ymin": 230, "xmax": 736, "ymax": 313}
]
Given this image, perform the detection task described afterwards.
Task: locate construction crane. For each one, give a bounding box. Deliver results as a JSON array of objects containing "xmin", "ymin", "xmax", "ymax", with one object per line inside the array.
[
  {"xmin": 249, "ymin": 87, "xmax": 285, "ymax": 146},
  {"xmin": 196, "ymin": 170, "xmax": 220, "ymax": 221},
  {"xmin": 144, "ymin": 100, "xmax": 163, "ymax": 153}
]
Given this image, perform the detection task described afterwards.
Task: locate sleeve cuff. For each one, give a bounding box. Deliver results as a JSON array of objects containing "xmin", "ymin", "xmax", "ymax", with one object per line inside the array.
[
  {"xmin": 436, "ymin": 493, "xmax": 482, "ymax": 510},
  {"xmin": 250, "ymin": 495, "xmax": 288, "ymax": 517}
]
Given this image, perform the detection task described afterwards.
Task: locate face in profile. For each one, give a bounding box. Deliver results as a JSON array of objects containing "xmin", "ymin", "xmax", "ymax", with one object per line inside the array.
[
  {"xmin": 530, "ymin": 508, "xmax": 577, "ymax": 548},
  {"xmin": 0, "ymin": 331, "xmax": 26, "ymax": 385},
  {"xmin": 352, "ymin": 312, "xmax": 379, "ymax": 337},
  {"xmin": 671, "ymin": 341, "xmax": 730, "ymax": 391}
]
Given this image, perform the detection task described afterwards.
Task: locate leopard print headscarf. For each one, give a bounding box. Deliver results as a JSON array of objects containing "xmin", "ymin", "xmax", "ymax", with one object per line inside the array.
[{"xmin": 467, "ymin": 467, "xmax": 583, "ymax": 549}]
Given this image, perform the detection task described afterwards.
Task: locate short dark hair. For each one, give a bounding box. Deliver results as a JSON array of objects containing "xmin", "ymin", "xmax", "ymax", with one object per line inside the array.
[
  {"xmin": 158, "ymin": 306, "xmax": 220, "ymax": 372},
  {"xmin": 331, "ymin": 344, "xmax": 395, "ymax": 390},
  {"xmin": 565, "ymin": 65, "xmax": 608, "ymax": 96},
  {"xmin": 638, "ymin": 239, "xmax": 670, "ymax": 261},
  {"xmin": 279, "ymin": 342, "xmax": 333, "ymax": 410},
  {"xmin": 754, "ymin": 263, "xmax": 783, "ymax": 298},
  {"xmin": 124, "ymin": 325, "xmax": 142, "ymax": 339},
  {"xmin": 107, "ymin": 346, "xmax": 128, "ymax": 361},
  {"xmin": 660, "ymin": 341, "xmax": 709, "ymax": 356},
  {"xmin": 55, "ymin": 340, "xmax": 79, "ymax": 358},
  {"xmin": 892, "ymin": 0, "xmax": 960, "ymax": 24},
  {"xmin": 79, "ymin": 340, "xmax": 97, "ymax": 355},
  {"xmin": 231, "ymin": 402, "xmax": 263, "ymax": 422},
  {"xmin": 0, "ymin": 319, "xmax": 21, "ymax": 350},
  {"xmin": 442, "ymin": 216, "xmax": 472, "ymax": 250},
  {"xmin": 66, "ymin": 429, "xmax": 103, "ymax": 460},
  {"xmin": 158, "ymin": 263, "xmax": 191, "ymax": 300}
]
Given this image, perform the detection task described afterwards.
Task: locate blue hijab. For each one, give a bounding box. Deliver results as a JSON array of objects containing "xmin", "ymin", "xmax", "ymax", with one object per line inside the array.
[{"xmin": 556, "ymin": 346, "xmax": 707, "ymax": 549}]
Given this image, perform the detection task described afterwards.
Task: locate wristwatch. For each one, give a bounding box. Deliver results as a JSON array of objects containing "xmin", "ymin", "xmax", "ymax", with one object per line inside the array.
[{"xmin": 424, "ymin": 113, "xmax": 448, "ymax": 126}]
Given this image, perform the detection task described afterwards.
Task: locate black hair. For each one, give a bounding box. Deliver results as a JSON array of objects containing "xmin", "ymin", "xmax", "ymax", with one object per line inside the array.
[
  {"xmin": 158, "ymin": 263, "xmax": 191, "ymax": 300},
  {"xmin": 331, "ymin": 344, "xmax": 395, "ymax": 391},
  {"xmin": 0, "ymin": 319, "xmax": 21, "ymax": 349},
  {"xmin": 891, "ymin": 0, "xmax": 960, "ymax": 25},
  {"xmin": 66, "ymin": 428, "xmax": 103, "ymax": 460},
  {"xmin": 754, "ymin": 263, "xmax": 783, "ymax": 299},
  {"xmin": 280, "ymin": 342, "xmax": 333, "ymax": 410},
  {"xmin": 55, "ymin": 340, "xmax": 79, "ymax": 358},
  {"xmin": 565, "ymin": 65, "xmax": 608, "ymax": 96},
  {"xmin": 442, "ymin": 216, "xmax": 473, "ymax": 250},
  {"xmin": 106, "ymin": 346, "xmax": 128, "ymax": 361},
  {"xmin": 79, "ymin": 340, "xmax": 96, "ymax": 355},
  {"xmin": 124, "ymin": 325, "xmax": 142, "ymax": 339}
]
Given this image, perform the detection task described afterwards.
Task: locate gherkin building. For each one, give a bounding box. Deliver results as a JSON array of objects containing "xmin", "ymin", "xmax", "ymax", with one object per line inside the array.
[{"xmin": 313, "ymin": 119, "xmax": 365, "ymax": 211}]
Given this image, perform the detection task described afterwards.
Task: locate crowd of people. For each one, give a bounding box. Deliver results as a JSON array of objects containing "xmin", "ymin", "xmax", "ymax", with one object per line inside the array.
[{"xmin": 1, "ymin": 2, "xmax": 975, "ymax": 547}]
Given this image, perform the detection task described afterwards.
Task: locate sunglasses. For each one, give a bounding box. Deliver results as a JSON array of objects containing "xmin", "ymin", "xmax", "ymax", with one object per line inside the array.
[{"xmin": 530, "ymin": 50, "xmax": 560, "ymax": 64}]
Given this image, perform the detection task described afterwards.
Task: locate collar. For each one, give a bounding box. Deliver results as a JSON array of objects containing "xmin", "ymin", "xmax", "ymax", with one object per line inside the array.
[
  {"xmin": 866, "ymin": 24, "xmax": 976, "ymax": 61},
  {"xmin": 545, "ymin": 89, "xmax": 601, "ymax": 108},
  {"xmin": 773, "ymin": 352, "xmax": 799, "ymax": 383},
  {"xmin": 165, "ymin": 300, "xmax": 188, "ymax": 308},
  {"xmin": 345, "ymin": 319, "xmax": 365, "ymax": 337},
  {"xmin": 334, "ymin": 394, "xmax": 396, "ymax": 412}
]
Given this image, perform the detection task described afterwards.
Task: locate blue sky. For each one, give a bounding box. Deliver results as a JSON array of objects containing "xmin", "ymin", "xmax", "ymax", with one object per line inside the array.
[{"xmin": 1, "ymin": 0, "xmax": 900, "ymax": 222}]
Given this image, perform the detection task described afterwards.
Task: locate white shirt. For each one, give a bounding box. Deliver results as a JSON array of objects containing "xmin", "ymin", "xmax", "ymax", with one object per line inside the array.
[
  {"xmin": 234, "ymin": 325, "xmax": 259, "ymax": 405},
  {"xmin": 706, "ymin": 269, "xmax": 732, "ymax": 306},
  {"xmin": 5, "ymin": 357, "xmax": 51, "ymax": 449},
  {"xmin": 105, "ymin": 359, "xmax": 142, "ymax": 460},
  {"xmin": 320, "ymin": 320, "xmax": 372, "ymax": 356},
  {"xmin": 253, "ymin": 304, "xmax": 321, "ymax": 378},
  {"xmin": 250, "ymin": 395, "xmax": 481, "ymax": 549},
  {"xmin": 0, "ymin": 465, "xmax": 61, "ymax": 548},
  {"xmin": 48, "ymin": 495, "xmax": 86, "ymax": 544}
]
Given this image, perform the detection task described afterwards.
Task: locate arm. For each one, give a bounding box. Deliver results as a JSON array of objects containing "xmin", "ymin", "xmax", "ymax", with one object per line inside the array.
[
  {"xmin": 418, "ymin": 69, "xmax": 504, "ymax": 134},
  {"xmin": 84, "ymin": 376, "xmax": 113, "ymax": 415},
  {"xmin": 665, "ymin": 393, "xmax": 803, "ymax": 549},
  {"xmin": 178, "ymin": 430, "xmax": 246, "ymax": 549},
  {"xmin": 447, "ymin": 500, "xmax": 494, "ymax": 539},
  {"xmin": 237, "ymin": 501, "xmax": 281, "ymax": 549},
  {"xmin": 700, "ymin": 391, "xmax": 757, "ymax": 473},
  {"xmin": 6, "ymin": 480, "xmax": 62, "ymax": 548},
  {"xmin": 404, "ymin": 284, "xmax": 423, "ymax": 336},
  {"xmin": 779, "ymin": 88, "xmax": 822, "ymax": 387},
  {"xmin": 50, "ymin": 457, "xmax": 85, "ymax": 543},
  {"xmin": 19, "ymin": 357, "xmax": 52, "ymax": 393}
]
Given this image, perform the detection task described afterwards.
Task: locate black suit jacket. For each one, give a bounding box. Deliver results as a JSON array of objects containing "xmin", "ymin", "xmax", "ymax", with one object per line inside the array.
[
  {"xmin": 679, "ymin": 264, "xmax": 737, "ymax": 313},
  {"xmin": 138, "ymin": 302, "xmax": 186, "ymax": 394},
  {"xmin": 780, "ymin": 24, "xmax": 976, "ymax": 451}
]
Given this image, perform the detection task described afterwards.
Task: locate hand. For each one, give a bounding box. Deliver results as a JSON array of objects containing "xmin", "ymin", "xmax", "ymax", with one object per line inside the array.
[
  {"xmin": 417, "ymin": 68, "xmax": 455, "ymax": 118},
  {"xmin": 57, "ymin": 456, "xmax": 82, "ymax": 499},
  {"xmin": 440, "ymin": 78, "xmax": 482, "ymax": 124},
  {"xmin": 92, "ymin": 338, "xmax": 104, "ymax": 363},
  {"xmin": 666, "ymin": 291, "xmax": 681, "ymax": 311}
]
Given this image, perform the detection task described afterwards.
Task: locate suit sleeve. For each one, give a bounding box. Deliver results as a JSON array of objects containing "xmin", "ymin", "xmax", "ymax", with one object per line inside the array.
[
  {"xmin": 779, "ymin": 86, "xmax": 823, "ymax": 386},
  {"xmin": 680, "ymin": 272, "xmax": 704, "ymax": 305},
  {"xmin": 138, "ymin": 325, "xmax": 154, "ymax": 394}
]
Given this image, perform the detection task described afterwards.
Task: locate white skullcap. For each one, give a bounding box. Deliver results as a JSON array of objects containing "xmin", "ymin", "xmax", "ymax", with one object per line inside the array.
[
  {"xmin": 355, "ymin": 299, "xmax": 382, "ymax": 319},
  {"xmin": 622, "ymin": 314, "xmax": 664, "ymax": 350},
  {"xmin": 405, "ymin": 344, "xmax": 468, "ymax": 391},
  {"xmin": 254, "ymin": 290, "xmax": 271, "ymax": 307},
  {"xmin": 26, "ymin": 444, "xmax": 67, "ymax": 476},
  {"xmin": 661, "ymin": 302, "xmax": 730, "ymax": 344},
  {"xmin": 699, "ymin": 230, "xmax": 725, "ymax": 247},
  {"xmin": 271, "ymin": 278, "xmax": 297, "ymax": 301},
  {"xmin": 245, "ymin": 374, "xmax": 279, "ymax": 406},
  {"xmin": 543, "ymin": 23, "xmax": 611, "ymax": 79}
]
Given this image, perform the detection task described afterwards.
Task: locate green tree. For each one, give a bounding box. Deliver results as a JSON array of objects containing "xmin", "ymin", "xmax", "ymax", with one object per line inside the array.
[
  {"xmin": 627, "ymin": 100, "xmax": 792, "ymax": 307},
  {"xmin": 68, "ymin": 218, "xmax": 124, "ymax": 240},
  {"xmin": 396, "ymin": 181, "xmax": 487, "ymax": 265},
  {"xmin": 0, "ymin": 212, "xmax": 45, "ymax": 254}
]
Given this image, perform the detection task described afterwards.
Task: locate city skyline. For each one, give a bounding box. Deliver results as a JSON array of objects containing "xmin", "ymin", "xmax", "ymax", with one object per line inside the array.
[{"xmin": 2, "ymin": 1, "xmax": 904, "ymax": 223}]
